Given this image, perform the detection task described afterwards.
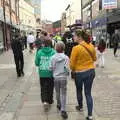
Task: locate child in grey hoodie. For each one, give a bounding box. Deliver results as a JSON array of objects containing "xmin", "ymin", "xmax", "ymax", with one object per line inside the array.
[{"xmin": 50, "ymin": 41, "xmax": 69, "ymax": 119}]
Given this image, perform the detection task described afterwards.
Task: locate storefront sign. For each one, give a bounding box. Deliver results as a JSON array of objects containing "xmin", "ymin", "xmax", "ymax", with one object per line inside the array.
[{"xmin": 102, "ymin": 0, "xmax": 117, "ymax": 9}]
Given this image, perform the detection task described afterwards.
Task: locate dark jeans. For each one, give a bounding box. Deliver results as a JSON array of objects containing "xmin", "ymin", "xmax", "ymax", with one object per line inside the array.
[
  {"xmin": 40, "ymin": 77, "xmax": 54, "ymax": 104},
  {"xmin": 75, "ymin": 69, "xmax": 95, "ymax": 116},
  {"xmin": 29, "ymin": 43, "xmax": 33, "ymax": 50},
  {"xmin": 114, "ymin": 44, "xmax": 118, "ymax": 56},
  {"xmin": 14, "ymin": 54, "xmax": 24, "ymax": 76}
]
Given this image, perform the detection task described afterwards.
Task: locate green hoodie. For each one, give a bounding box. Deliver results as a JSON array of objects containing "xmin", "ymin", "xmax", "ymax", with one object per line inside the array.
[{"xmin": 35, "ymin": 47, "xmax": 56, "ymax": 78}]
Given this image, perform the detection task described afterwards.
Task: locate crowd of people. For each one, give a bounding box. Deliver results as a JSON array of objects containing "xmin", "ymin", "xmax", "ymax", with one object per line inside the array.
[
  {"xmin": 34, "ymin": 29, "xmax": 96, "ymax": 120},
  {"xmin": 10, "ymin": 28, "xmax": 120, "ymax": 120}
]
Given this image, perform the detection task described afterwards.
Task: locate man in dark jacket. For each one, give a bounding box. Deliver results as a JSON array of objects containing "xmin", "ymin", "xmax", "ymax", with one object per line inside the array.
[
  {"xmin": 112, "ymin": 30, "xmax": 120, "ymax": 57},
  {"xmin": 11, "ymin": 34, "xmax": 24, "ymax": 77}
]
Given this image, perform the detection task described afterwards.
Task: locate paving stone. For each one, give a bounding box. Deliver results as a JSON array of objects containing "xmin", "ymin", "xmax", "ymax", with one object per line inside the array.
[
  {"xmin": 17, "ymin": 115, "xmax": 47, "ymax": 120},
  {"xmin": 0, "ymin": 112, "xmax": 14, "ymax": 120}
]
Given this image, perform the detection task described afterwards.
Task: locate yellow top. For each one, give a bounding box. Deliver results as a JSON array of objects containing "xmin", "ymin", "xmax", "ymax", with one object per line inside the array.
[{"xmin": 70, "ymin": 41, "xmax": 97, "ymax": 71}]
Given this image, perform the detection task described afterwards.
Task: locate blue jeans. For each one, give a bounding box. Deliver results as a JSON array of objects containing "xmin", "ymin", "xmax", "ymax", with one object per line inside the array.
[{"xmin": 75, "ymin": 69, "xmax": 95, "ymax": 116}]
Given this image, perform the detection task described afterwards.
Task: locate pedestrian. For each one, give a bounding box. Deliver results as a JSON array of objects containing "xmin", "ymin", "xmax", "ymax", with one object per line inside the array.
[
  {"xmin": 23, "ymin": 34, "xmax": 27, "ymax": 49},
  {"xmin": 35, "ymin": 32, "xmax": 42, "ymax": 51},
  {"xmin": 112, "ymin": 30, "xmax": 120, "ymax": 57},
  {"xmin": 70, "ymin": 29, "xmax": 97, "ymax": 120},
  {"xmin": 50, "ymin": 41, "xmax": 69, "ymax": 119},
  {"xmin": 11, "ymin": 34, "xmax": 24, "ymax": 78},
  {"xmin": 27, "ymin": 32, "xmax": 35, "ymax": 53},
  {"xmin": 92, "ymin": 36, "xmax": 96, "ymax": 46},
  {"xmin": 35, "ymin": 38, "xmax": 56, "ymax": 109},
  {"xmin": 97, "ymin": 39, "xmax": 106, "ymax": 68}
]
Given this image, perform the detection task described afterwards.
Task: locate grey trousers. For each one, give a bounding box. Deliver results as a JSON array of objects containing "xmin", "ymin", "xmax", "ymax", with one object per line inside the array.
[{"xmin": 54, "ymin": 79, "xmax": 67, "ymax": 111}]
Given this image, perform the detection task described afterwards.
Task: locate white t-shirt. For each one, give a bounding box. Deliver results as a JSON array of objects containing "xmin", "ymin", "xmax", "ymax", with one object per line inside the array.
[{"xmin": 27, "ymin": 35, "xmax": 35, "ymax": 43}]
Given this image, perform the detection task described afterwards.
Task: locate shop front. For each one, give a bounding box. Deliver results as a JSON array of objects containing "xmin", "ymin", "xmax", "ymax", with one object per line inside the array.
[
  {"xmin": 91, "ymin": 17, "xmax": 107, "ymax": 44},
  {"xmin": 0, "ymin": 7, "xmax": 4, "ymax": 53},
  {"xmin": 0, "ymin": 21, "xmax": 4, "ymax": 53},
  {"xmin": 107, "ymin": 9, "xmax": 120, "ymax": 47}
]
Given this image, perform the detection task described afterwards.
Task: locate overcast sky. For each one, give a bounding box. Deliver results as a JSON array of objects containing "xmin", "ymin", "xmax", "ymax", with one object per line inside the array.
[{"xmin": 41, "ymin": 0, "xmax": 69, "ymax": 22}]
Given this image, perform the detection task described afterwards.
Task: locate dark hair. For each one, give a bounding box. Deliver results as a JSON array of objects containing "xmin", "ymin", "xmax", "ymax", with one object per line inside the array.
[
  {"xmin": 41, "ymin": 31, "xmax": 48, "ymax": 36},
  {"xmin": 44, "ymin": 38, "xmax": 52, "ymax": 47},
  {"xmin": 75, "ymin": 29, "xmax": 91, "ymax": 43}
]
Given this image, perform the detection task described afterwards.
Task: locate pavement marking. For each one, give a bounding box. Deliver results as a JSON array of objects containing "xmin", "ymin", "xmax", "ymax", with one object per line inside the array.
[
  {"xmin": 0, "ymin": 112, "xmax": 14, "ymax": 120},
  {"xmin": 0, "ymin": 64, "xmax": 15, "ymax": 69}
]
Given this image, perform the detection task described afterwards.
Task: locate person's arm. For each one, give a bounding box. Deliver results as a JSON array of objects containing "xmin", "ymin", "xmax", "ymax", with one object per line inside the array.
[
  {"xmin": 70, "ymin": 47, "xmax": 78, "ymax": 71},
  {"xmin": 93, "ymin": 47, "xmax": 97, "ymax": 61},
  {"xmin": 35, "ymin": 52, "xmax": 40, "ymax": 67}
]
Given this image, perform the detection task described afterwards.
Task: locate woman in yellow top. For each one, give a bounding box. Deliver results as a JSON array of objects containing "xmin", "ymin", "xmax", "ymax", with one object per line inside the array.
[{"xmin": 70, "ymin": 30, "xmax": 96, "ymax": 120}]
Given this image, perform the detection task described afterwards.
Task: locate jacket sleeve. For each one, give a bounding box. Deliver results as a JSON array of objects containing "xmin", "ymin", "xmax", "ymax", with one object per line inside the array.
[
  {"xmin": 50, "ymin": 57, "xmax": 55, "ymax": 71},
  {"xmin": 93, "ymin": 47, "xmax": 97, "ymax": 61},
  {"xmin": 35, "ymin": 51, "xmax": 40, "ymax": 67},
  {"xmin": 70, "ymin": 47, "xmax": 78, "ymax": 71}
]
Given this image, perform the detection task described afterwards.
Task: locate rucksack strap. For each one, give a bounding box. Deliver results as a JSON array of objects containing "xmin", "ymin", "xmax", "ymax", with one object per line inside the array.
[{"xmin": 80, "ymin": 44, "xmax": 94, "ymax": 61}]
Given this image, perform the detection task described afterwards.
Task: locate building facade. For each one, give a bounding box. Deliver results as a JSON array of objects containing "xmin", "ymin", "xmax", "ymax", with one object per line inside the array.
[
  {"xmin": 65, "ymin": 0, "xmax": 82, "ymax": 26},
  {"xmin": 82, "ymin": 0, "xmax": 120, "ymax": 47},
  {"xmin": 19, "ymin": 0, "xmax": 36, "ymax": 34},
  {"xmin": 25, "ymin": 0, "xmax": 41, "ymax": 31},
  {"xmin": 0, "ymin": 0, "xmax": 19, "ymax": 52}
]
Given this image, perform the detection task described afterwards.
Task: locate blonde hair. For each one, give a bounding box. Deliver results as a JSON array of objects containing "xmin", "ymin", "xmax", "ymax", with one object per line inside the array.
[{"xmin": 55, "ymin": 41, "xmax": 65, "ymax": 53}]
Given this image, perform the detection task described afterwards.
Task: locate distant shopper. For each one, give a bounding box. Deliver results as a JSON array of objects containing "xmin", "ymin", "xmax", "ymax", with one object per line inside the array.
[
  {"xmin": 70, "ymin": 30, "xmax": 96, "ymax": 120},
  {"xmin": 11, "ymin": 34, "xmax": 24, "ymax": 77},
  {"xmin": 50, "ymin": 41, "xmax": 69, "ymax": 119},
  {"xmin": 27, "ymin": 32, "xmax": 35, "ymax": 52},
  {"xmin": 35, "ymin": 32, "xmax": 42, "ymax": 51},
  {"xmin": 97, "ymin": 39, "xmax": 106, "ymax": 68},
  {"xmin": 112, "ymin": 30, "xmax": 120, "ymax": 57},
  {"xmin": 35, "ymin": 38, "xmax": 56, "ymax": 109},
  {"xmin": 23, "ymin": 34, "xmax": 27, "ymax": 49}
]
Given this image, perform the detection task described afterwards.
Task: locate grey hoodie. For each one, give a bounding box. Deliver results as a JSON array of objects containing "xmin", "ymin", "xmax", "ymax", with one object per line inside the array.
[{"xmin": 50, "ymin": 53, "xmax": 69, "ymax": 80}]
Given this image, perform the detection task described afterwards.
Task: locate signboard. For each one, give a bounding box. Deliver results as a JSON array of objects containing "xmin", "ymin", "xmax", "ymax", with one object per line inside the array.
[{"xmin": 102, "ymin": 0, "xmax": 117, "ymax": 9}]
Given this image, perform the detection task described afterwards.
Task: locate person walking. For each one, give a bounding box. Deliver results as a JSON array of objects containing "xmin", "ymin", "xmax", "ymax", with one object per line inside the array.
[
  {"xmin": 11, "ymin": 34, "xmax": 24, "ymax": 77},
  {"xmin": 35, "ymin": 38, "xmax": 56, "ymax": 109},
  {"xmin": 70, "ymin": 30, "xmax": 97, "ymax": 120},
  {"xmin": 27, "ymin": 32, "xmax": 35, "ymax": 53},
  {"xmin": 97, "ymin": 39, "xmax": 106, "ymax": 68},
  {"xmin": 23, "ymin": 34, "xmax": 27, "ymax": 49},
  {"xmin": 112, "ymin": 30, "xmax": 120, "ymax": 57},
  {"xmin": 50, "ymin": 41, "xmax": 69, "ymax": 119}
]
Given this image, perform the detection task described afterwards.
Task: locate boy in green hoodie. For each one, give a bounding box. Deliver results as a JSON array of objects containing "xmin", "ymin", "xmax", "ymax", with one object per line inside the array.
[{"xmin": 35, "ymin": 38, "xmax": 56, "ymax": 108}]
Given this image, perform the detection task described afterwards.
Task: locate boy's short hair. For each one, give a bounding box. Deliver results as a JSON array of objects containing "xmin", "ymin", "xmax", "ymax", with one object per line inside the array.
[
  {"xmin": 44, "ymin": 38, "xmax": 52, "ymax": 47},
  {"xmin": 56, "ymin": 41, "xmax": 65, "ymax": 53}
]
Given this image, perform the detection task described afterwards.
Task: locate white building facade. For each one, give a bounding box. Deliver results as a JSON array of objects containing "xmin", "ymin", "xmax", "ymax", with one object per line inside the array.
[{"xmin": 19, "ymin": 0, "xmax": 36, "ymax": 34}]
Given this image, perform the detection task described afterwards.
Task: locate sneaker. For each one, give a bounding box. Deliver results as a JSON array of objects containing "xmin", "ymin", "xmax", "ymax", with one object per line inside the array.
[
  {"xmin": 21, "ymin": 71, "xmax": 24, "ymax": 76},
  {"xmin": 101, "ymin": 66, "xmax": 104, "ymax": 68},
  {"xmin": 76, "ymin": 106, "xmax": 83, "ymax": 111},
  {"xmin": 43, "ymin": 102, "xmax": 49, "ymax": 110},
  {"xmin": 86, "ymin": 116, "xmax": 93, "ymax": 120},
  {"xmin": 61, "ymin": 111, "xmax": 68, "ymax": 119},
  {"xmin": 17, "ymin": 74, "xmax": 21, "ymax": 78},
  {"xmin": 57, "ymin": 104, "xmax": 61, "ymax": 110}
]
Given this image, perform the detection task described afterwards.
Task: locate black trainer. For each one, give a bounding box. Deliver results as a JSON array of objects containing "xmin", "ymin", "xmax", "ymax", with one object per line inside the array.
[
  {"xmin": 21, "ymin": 71, "xmax": 24, "ymax": 76},
  {"xmin": 86, "ymin": 116, "xmax": 93, "ymax": 120},
  {"xmin": 61, "ymin": 111, "xmax": 68, "ymax": 119},
  {"xmin": 57, "ymin": 104, "xmax": 61, "ymax": 110},
  {"xmin": 76, "ymin": 106, "xmax": 83, "ymax": 111}
]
